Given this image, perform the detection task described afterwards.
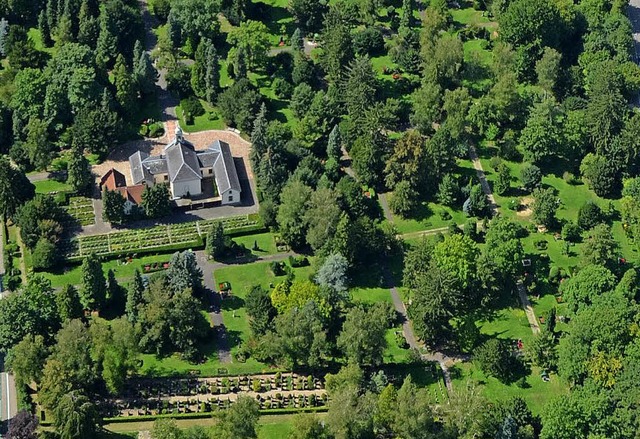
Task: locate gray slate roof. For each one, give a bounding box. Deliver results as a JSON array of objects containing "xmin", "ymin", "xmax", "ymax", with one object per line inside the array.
[
  {"xmin": 165, "ymin": 142, "xmax": 202, "ymax": 183},
  {"xmin": 129, "ymin": 151, "xmax": 150, "ymax": 185},
  {"xmin": 208, "ymin": 140, "xmax": 241, "ymax": 195},
  {"xmin": 128, "ymin": 136, "xmax": 242, "ymax": 196}
]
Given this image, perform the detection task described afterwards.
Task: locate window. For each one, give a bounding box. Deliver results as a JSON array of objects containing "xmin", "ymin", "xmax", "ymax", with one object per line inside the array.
[
  {"xmin": 228, "ymin": 195, "xmax": 233, "ymax": 202},
  {"xmin": 208, "ymin": 169, "xmax": 213, "ymax": 174},
  {"xmin": 164, "ymin": 175, "xmax": 168, "ymax": 181}
]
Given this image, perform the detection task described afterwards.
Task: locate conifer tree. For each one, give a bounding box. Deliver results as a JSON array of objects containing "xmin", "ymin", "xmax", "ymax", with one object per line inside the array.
[
  {"xmin": 125, "ymin": 270, "xmax": 144, "ymax": 323},
  {"xmin": 291, "ymin": 27, "xmax": 303, "ymax": 51},
  {"xmin": 206, "ymin": 222, "xmax": 226, "ymax": 260},
  {"xmin": 327, "ymin": 124, "xmax": 342, "ymax": 161},
  {"xmin": 250, "ymin": 103, "xmax": 268, "ymax": 168},
  {"xmin": 67, "ymin": 150, "xmax": 93, "ymax": 195},
  {"xmin": 78, "ymin": 0, "xmax": 98, "ymax": 48},
  {"xmin": 38, "ymin": 10, "xmax": 53, "ymax": 47},
  {"xmin": 204, "ymin": 44, "xmax": 220, "ymax": 104},
  {"xmin": 113, "ymin": 54, "xmax": 138, "ymax": 117},
  {"xmin": 80, "ymin": 253, "xmax": 106, "ymax": 311}
]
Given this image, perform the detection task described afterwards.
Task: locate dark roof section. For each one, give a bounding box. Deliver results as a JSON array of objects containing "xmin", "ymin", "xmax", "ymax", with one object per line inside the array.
[
  {"xmin": 165, "ymin": 141, "xmax": 202, "ymax": 183},
  {"xmin": 129, "ymin": 151, "xmax": 150, "ymax": 185},
  {"xmin": 141, "ymin": 156, "xmax": 168, "ymax": 175},
  {"xmin": 209, "ymin": 140, "xmax": 241, "ymax": 195}
]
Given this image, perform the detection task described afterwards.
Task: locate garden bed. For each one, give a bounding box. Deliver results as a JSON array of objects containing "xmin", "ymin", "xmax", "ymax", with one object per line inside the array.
[
  {"xmin": 62, "ymin": 196, "xmax": 95, "ymax": 226},
  {"xmin": 62, "ymin": 214, "xmax": 264, "ymax": 261}
]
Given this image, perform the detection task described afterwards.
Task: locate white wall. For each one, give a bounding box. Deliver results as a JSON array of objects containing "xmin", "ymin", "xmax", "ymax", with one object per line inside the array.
[
  {"xmin": 220, "ymin": 189, "xmax": 240, "ymax": 205},
  {"xmin": 171, "ymin": 179, "xmax": 202, "ymax": 198}
]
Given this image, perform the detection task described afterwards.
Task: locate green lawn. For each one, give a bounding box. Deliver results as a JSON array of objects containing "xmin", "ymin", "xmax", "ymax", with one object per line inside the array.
[
  {"xmin": 177, "ymin": 99, "xmax": 226, "ymax": 132},
  {"xmin": 450, "ymin": 361, "xmax": 568, "ymax": 415},
  {"xmin": 233, "ymin": 232, "xmax": 278, "ymax": 255},
  {"xmin": 33, "ymin": 179, "xmax": 72, "ymax": 194},
  {"xmin": 390, "ymin": 201, "xmax": 468, "ymax": 235},
  {"xmin": 27, "ymin": 28, "xmax": 56, "ymax": 55}
]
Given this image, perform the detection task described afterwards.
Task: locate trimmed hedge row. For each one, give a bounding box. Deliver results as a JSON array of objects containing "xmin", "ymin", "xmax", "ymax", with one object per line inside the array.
[{"xmin": 102, "ymin": 407, "xmax": 328, "ymax": 423}]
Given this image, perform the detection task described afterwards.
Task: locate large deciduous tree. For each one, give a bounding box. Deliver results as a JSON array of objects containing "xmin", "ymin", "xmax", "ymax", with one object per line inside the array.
[
  {"xmin": 53, "ymin": 391, "xmax": 100, "ymax": 439},
  {"xmin": 141, "ymin": 183, "xmax": 172, "ymax": 218},
  {"xmin": 0, "ymin": 156, "xmax": 35, "ymax": 220},
  {"xmin": 337, "ymin": 305, "xmax": 389, "ymax": 366}
]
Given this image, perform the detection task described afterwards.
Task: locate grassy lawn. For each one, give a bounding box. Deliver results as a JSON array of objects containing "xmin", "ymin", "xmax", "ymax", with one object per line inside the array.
[
  {"xmin": 33, "ymin": 179, "xmax": 72, "ymax": 194},
  {"xmin": 232, "ymin": 232, "xmax": 278, "ymax": 255},
  {"xmin": 390, "ymin": 201, "xmax": 468, "ymax": 235},
  {"xmin": 105, "ymin": 413, "xmax": 315, "ymax": 437},
  {"xmin": 450, "ymin": 361, "xmax": 568, "ymax": 415},
  {"xmin": 177, "ymin": 99, "xmax": 226, "ymax": 132}
]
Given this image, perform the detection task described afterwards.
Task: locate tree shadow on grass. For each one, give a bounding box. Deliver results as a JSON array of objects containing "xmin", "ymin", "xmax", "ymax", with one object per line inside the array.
[
  {"xmin": 384, "ymin": 361, "xmax": 443, "ymax": 388},
  {"xmin": 224, "ymin": 328, "xmax": 243, "ymax": 351},
  {"xmin": 220, "ymin": 295, "xmax": 245, "ymax": 311}
]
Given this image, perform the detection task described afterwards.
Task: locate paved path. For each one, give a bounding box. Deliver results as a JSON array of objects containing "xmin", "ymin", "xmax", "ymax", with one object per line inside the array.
[
  {"xmin": 195, "ymin": 250, "xmax": 232, "ymax": 364},
  {"xmin": 629, "ymin": 0, "xmax": 640, "ymax": 105},
  {"xmin": 467, "ymin": 143, "xmax": 540, "ymax": 334},
  {"xmin": 517, "ymin": 281, "xmax": 540, "ymax": 334},
  {"xmin": 0, "ymin": 353, "xmax": 18, "ymax": 427},
  {"xmin": 468, "ymin": 143, "xmax": 498, "ymax": 216}
]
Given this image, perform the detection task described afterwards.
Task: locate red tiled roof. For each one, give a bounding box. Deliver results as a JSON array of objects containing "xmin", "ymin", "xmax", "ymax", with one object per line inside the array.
[
  {"xmin": 115, "ymin": 184, "xmax": 145, "ymax": 205},
  {"xmin": 100, "ymin": 168, "xmax": 127, "ymax": 190}
]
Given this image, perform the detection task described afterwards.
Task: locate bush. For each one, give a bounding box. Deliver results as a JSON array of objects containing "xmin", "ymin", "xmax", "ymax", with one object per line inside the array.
[
  {"xmin": 562, "ymin": 221, "xmax": 581, "ymax": 242},
  {"xmin": 148, "ymin": 122, "xmax": 165, "ymax": 138},
  {"xmin": 270, "ymin": 261, "xmax": 286, "ymax": 276},
  {"xmin": 353, "ymin": 27, "xmax": 384, "ymax": 56},
  {"xmin": 288, "ymin": 255, "xmax": 309, "ymax": 267},
  {"xmin": 489, "ymin": 156, "xmax": 502, "ymax": 170},
  {"xmin": 521, "ymin": 164, "xmax": 542, "ymax": 192},
  {"xmin": 577, "ymin": 201, "xmax": 603, "ymax": 231},
  {"xmin": 32, "ymin": 238, "xmax": 58, "ymax": 270},
  {"xmin": 563, "ymin": 171, "xmax": 577, "ymax": 184},
  {"xmin": 181, "ymin": 96, "xmax": 206, "ymax": 118},
  {"xmin": 534, "ymin": 239, "xmax": 548, "ymax": 250},
  {"xmin": 272, "ymin": 77, "xmax": 293, "ymax": 99}
]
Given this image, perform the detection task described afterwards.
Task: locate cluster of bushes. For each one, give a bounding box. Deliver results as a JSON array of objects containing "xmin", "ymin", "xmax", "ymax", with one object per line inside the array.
[{"xmin": 3, "ymin": 242, "xmax": 22, "ymax": 291}]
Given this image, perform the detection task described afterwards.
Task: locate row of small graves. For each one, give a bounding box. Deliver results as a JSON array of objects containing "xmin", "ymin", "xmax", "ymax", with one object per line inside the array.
[{"xmin": 106, "ymin": 373, "xmax": 327, "ymax": 418}]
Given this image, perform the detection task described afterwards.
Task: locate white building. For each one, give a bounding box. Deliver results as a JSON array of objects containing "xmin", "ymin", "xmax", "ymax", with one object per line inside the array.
[{"xmin": 129, "ymin": 128, "xmax": 242, "ymax": 204}]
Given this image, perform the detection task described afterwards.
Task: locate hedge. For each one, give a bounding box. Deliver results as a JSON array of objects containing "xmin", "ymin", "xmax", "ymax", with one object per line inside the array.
[{"xmin": 102, "ymin": 407, "xmax": 328, "ymax": 424}]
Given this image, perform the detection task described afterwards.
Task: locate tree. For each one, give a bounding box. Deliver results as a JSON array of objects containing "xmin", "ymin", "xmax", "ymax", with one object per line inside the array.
[
  {"xmin": 166, "ymin": 251, "xmax": 203, "ymax": 295},
  {"xmin": 304, "ymin": 187, "xmax": 342, "ymax": 251},
  {"xmin": 528, "ymin": 329, "xmax": 558, "ymax": 371},
  {"xmin": 141, "ymin": 183, "xmax": 172, "ymax": 218},
  {"xmin": 112, "ymin": 54, "xmax": 138, "ymax": 117},
  {"xmin": 437, "ymin": 174, "xmax": 460, "ymax": 206},
  {"xmin": 289, "ymin": 0, "xmax": 327, "ymax": 32},
  {"xmin": 291, "ymin": 27, "xmax": 303, "ymax": 52},
  {"xmin": 0, "ymin": 276, "xmax": 60, "ymax": 352},
  {"xmin": 102, "ymin": 189, "xmax": 126, "ymax": 224},
  {"xmin": 32, "ymin": 237, "xmax": 58, "ymax": 270},
  {"xmin": 217, "ymin": 78, "xmax": 262, "ymax": 132},
  {"xmin": 266, "ymin": 301, "xmax": 329, "ymax": 368},
  {"xmin": 80, "ymin": 253, "xmax": 106, "ymax": 311},
  {"xmin": 316, "ymin": 254, "xmax": 349, "ymax": 294},
  {"xmin": 245, "ymin": 285, "xmax": 276, "ymax": 336},
  {"xmin": 7, "ymin": 335, "xmax": 48, "ymax": 389},
  {"xmin": 410, "ymin": 81, "xmax": 442, "ymax": 135},
  {"xmin": 288, "ymin": 414, "xmax": 328, "ymax": 439},
  {"xmin": 466, "ymin": 184, "xmax": 489, "ymax": 218},
  {"xmin": 206, "ymin": 222, "xmax": 225, "ymax": 260},
  {"xmin": 327, "ymin": 125, "xmax": 342, "ymax": 161},
  {"xmin": 337, "ymin": 305, "xmax": 389, "ymax": 366},
  {"xmin": 494, "ymin": 164, "xmax": 511, "ymax": 195},
  {"xmin": 152, "ymin": 418, "xmax": 182, "ymax": 439},
  {"xmin": 54, "ymin": 391, "xmax": 100, "ymax": 439},
  {"xmin": 215, "ymin": 396, "xmax": 260, "ymax": 439},
  {"xmin": 536, "ymin": 47, "xmax": 562, "ymax": 94},
  {"xmin": 519, "ymin": 99, "xmax": 563, "ymax": 164},
  {"xmin": 320, "ymin": 6, "xmax": 354, "ymax": 82},
  {"xmin": 393, "ymin": 376, "xmax": 436, "ymax": 439},
  {"xmin": 0, "ymin": 156, "xmax": 35, "ymax": 220},
  {"xmin": 577, "ymin": 201, "xmax": 603, "ymax": 231},
  {"xmin": 277, "ymin": 179, "xmax": 312, "ymax": 248},
  {"xmin": 72, "ymin": 90, "xmax": 121, "ymax": 158},
  {"xmin": 389, "ymin": 180, "xmax": 419, "ymax": 216},
  {"xmin": 227, "ymin": 20, "xmax": 270, "ymax": 72},
  {"xmin": 580, "ymin": 153, "xmax": 618, "ymax": 198},
  {"xmin": 57, "ymin": 285, "xmax": 83, "ymax": 322},
  {"xmin": 498, "ymin": 0, "xmax": 565, "ymax": 76},
  {"xmin": 474, "ymin": 338, "xmax": 513, "ymax": 382},
  {"xmin": 581, "ymin": 224, "xmax": 619, "ymax": 268},
  {"xmin": 6, "ymin": 410, "xmax": 38, "ymax": 439},
  {"xmin": 520, "ymin": 164, "xmax": 542, "ymax": 192},
  {"xmin": 125, "ymin": 270, "xmax": 145, "ymax": 323},
  {"xmin": 67, "ymin": 152, "xmax": 93, "ymax": 195},
  {"xmin": 532, "ymin": 187, "xmax": 557, "ymax": 228},
  {"xmin": 384, "ymin": 130, "xmax": 427, "ymax": 190}
]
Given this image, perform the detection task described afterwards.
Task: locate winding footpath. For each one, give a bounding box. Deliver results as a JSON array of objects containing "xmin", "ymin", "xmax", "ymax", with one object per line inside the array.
[{"xmin": 467, "ymin": 144, "xmax": 540, "ymax": 334}]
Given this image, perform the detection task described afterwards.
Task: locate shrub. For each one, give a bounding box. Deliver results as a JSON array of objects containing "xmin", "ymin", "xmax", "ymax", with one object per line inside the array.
[
  {"xmin": 521, "ymin": 164, "xmax": 542, "ymax": 192},
  {"xmin": 534, "ymin": 239, "xmax": 548, "ymax": 250},
  {"xmin": 577, "ymin": 201, "xmax": 603, "ymax": 231},
  {"xmin": 270, "ymin": 261, "xmax": 286, "ymax": 276},
  {"xmin": 563, "ymin": 171, "xmax": 577, "ymax": 184},
  {"xmin": 439, "ymin": 210, "xmax": 452, "ymax": 220},
  {"xmin": 32, "ymin": 238, "xmax": 58, "ymax": 270},
  {"xmin": 148, "ymin": 123, "xmax": 165, "ymax": 138},
  {"xmin": 272, "ymin": 77, "xmax": 293, "ymax": 99},
  {"xmin": 181, "ymin": 96, "xmax": 205, "ymax": 118},
  {"xmin": 489, "ymin": 156, "xmax": 502, "ymax": 170},
  {"xmin": 562, "ymin": 222, "xmax": 581, "ymax": 242}
]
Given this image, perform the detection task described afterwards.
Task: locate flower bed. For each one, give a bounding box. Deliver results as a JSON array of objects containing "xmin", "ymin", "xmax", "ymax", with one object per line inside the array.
[{"xmin": 63, "ymin": 214, "xmax": 264, "ymax": 261}]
